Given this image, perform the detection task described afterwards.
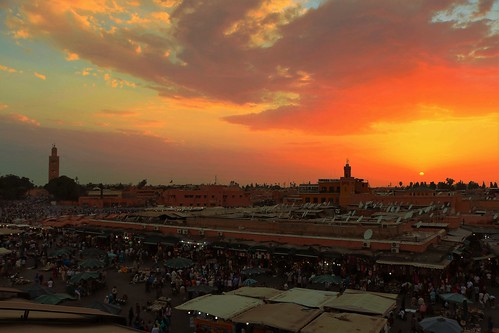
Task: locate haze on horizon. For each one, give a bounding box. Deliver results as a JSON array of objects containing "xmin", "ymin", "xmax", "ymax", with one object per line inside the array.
[{"xmin": 0, "ymin": 0, "xmax": 498, "ymax": 187}]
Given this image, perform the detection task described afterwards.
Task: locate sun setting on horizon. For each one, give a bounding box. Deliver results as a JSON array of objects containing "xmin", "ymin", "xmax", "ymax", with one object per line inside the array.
[{"xmin": 0, "ymin": 0, "xmax": 497, "ymax": 187}]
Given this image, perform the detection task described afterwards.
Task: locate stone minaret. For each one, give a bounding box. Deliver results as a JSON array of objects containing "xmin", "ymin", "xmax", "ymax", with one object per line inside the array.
[
  {"xmin": 343, "ymin": 159, "xmax": 351, "ymax": 178},
  {"xmin": 48, "ymin": 144, "xmax": 59, "ymax": 182}
]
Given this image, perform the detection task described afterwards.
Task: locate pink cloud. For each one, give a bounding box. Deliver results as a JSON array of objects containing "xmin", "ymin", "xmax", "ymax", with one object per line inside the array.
[
  {"xmin": 34, "ymin": 72, "xmax": 46, "ymax": 80},
  {"xmin": 1, "ymin": 113, "xmax": 40, "ymax": 127},
  {"xmin": 65, "ymin": 50, "xmax": 80, "ymax": 61},
  {"xmin": 0, "ymin": 64, "xmax": 18, "ymax": 73}
]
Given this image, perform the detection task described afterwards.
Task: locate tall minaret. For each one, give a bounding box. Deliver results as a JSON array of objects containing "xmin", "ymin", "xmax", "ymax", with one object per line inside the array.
[
  {"xmin": 343, "ymin": 159, "xmax": 351, "ymax": 178},
  {"xmin": 48, "ymin": 144, "xmax": 59, "ymax": 182}
]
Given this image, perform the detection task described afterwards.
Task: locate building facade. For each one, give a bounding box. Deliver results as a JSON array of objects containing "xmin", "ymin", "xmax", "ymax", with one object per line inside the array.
[
  {"xmin": 299, "ymin": 161, "xmax": 370, "ymax": 207},
  {"xmin": 159, "ymin": 184, "xmax": 251, "ymax": 208}
]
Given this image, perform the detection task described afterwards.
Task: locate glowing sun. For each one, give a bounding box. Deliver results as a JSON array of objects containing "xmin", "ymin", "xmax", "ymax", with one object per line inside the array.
[{"xmin": 419, "ymin": 171, "xmax": 425, "ymax": 176}]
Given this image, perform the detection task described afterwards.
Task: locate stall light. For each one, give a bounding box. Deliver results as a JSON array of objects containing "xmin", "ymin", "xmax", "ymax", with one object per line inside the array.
[
  {"xmin": 246, "ymin": 323, "xmax": 249, "ymax": 325},
  {"xmin": 198, "ymin": 312, "xmax": 201, "ymax": 315},
  {"xmin": 215, "ymin": 317, "xmax": 218, "ymax": 320}
]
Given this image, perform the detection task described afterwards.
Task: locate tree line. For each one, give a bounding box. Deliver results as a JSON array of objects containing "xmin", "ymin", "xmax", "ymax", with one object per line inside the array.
[
  {"xmin": 0, "ymin": 173, "xmax": 498, "ymax": 201},
  {"xmin": 398, "ymin": 178, "xmax": 498, "ymax": 191}
]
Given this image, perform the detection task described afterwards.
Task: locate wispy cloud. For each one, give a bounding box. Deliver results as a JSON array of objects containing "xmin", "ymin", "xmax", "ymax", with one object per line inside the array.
[
  {"xmin": 0, "ymin": 64, "xmax": 18, "ymax": 73},
  {"xmin": 65, "ymin": 50, "xmax": 80, "ymax": 61},
  {"xmin": 103, "ymin": 73, "xmax": 137, "ymax": 88},
  {"xmin": 1, "ymin": 113, "xmax": 40, "ymax": 127},
  {"xmin": 34, "ymin": 72, "xmax": 46, "ymax": 80}
]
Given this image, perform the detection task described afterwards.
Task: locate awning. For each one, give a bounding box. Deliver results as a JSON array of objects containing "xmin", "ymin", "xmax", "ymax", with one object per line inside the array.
[
  {"xmin": 322, "ymin": 292, "xmax": 396, "ymax": 317},
  {"xmin": 376, "ymin": 258, "xmax": 452, "ymax": 270},
  {"xmin": 231, "ymin": 303, "xmax": 322, "ymax": 333},
  {"xmin": 225, "ymin": 287, "xmax": 284, "ymax": 300},
  {"xmin": 442, "ymin": 235, "xmax": 467, "ymax": 243},
  {"xmin": 412, "ymin": 222, "xmax": 448, "ymax": 228},
  {"xmin": 472, "ymin": 254, "xmax": 496, "ymax": 261},
  {"xmin": 249, "ymin": 245, "xmax": 270, "ymax": 252},
  {"xmin": 268, "ymin": 287, "xmax": 337, "ymax": 309},
  {"xmin": 320, "ymin": 252, "xmax": 344, "ymax": 259},
  {"xmin": 75, "ymin": 229, "xmax": 103, "ymax": 235},
  {"xmin": 175, "ymin": 294, "xmax": 263, "ymax": 320},
  {"xmin": 143, "ymin": 235, "xmax": 179, "ymax": 246},
  {"xmin": 447, "ymin": 228, "xmax": 472, "ymax": 239},
  {"xmin": 227, "ymin": 243, "xmax": 250, "ymax": 252},
  {"xmin": 295, "ymin": 248, "xmax": 319, "ymax": 258},
  {"xmin": 272, "ymin": 247, "xmax": 295, "ymax": 256},
  {"xmin": 210, "ymin": 242, "xmax": 228, "ymax": 249},
  {"xmin": 301, "ymin": 312, "xmax": 387, "ymax": 333}
]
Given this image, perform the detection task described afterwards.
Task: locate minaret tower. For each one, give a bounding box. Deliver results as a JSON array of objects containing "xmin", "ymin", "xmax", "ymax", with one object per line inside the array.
[
  {"xmin": 48, "ymin": 144, "xmax": 59, "ymax": 182},
  {"xmin": 343, "ymin": 159, "xmax": 351, "ymax": 178}
]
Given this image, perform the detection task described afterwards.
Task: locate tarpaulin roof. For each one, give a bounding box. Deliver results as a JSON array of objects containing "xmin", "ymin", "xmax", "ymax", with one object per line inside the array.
[
  {"xmin": 342, "ymin": 289, "xmax": 398, "ymax": 300},
  {"xmin": 0, "ymin": 229, "xmax": 25, "ymax": 236},
  {"xmin": 301, "ymin": 312, "xmax": 387, "ymax": 333},
  {"xmin": 322, "ymin": 292, "xmax": 396, "ymax": 317},
  {"xmin": 224, "ymin": 287, "xmax": 284, "ymax": 300},
  {"xmin": 442, "ymin": 235, "xmax": 467, "ymax": 243},
  {"xmin": 447, "ymin": 228, "xmax": 472, "ymax": 238},
  {"xmin": 472, "ymin": 254, "xmax": 496, "ymax": 261},
  {"xmin": 443, "ymin": 228, "xmax": 473, "ymax": 243},
  {"xmin": 0, "ymin": 300, "xmax": 124, "ymax": 324},
  {"xmin": 268, "ymin": 288, "xmax": 338, "ymax": 308},
  {"xmin": 175, "ymin": 294, "xmax": 263, "ymax": 320},
  {"xmin": 230, "ymin": 302, "xmax": 322, "ymax": 333}
]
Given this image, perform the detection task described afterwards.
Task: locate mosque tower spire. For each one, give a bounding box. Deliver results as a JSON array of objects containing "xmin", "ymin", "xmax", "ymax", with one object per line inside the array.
[
  {"xmin": 343, "ymin": 158, "xmax": 351, "ymax": 178},
  {"xmin": 48, "ymin": 144, "xmax": 60, "ymax": 182}
]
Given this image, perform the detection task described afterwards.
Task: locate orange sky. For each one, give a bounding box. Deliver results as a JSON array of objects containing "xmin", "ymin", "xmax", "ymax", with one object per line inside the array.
[{"xmin": 0, "ymin": 0, "xmax": 498, "ymax": 186}]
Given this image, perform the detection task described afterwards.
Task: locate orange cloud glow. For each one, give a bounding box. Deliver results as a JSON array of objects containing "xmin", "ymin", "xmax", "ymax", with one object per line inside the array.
[
  {"xmin": 0, "ymin": 0, "xmax": 497, "ymax": 186},
  {"xmin": 33, "ymin": 72, "xmax": 46, "ymax": 80}
]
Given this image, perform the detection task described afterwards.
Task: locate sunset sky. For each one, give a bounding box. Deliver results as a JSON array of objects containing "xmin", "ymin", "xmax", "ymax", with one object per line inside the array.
[{"xmin": 0, "ymin": 0, "xmax": 498, "ymax": 187}]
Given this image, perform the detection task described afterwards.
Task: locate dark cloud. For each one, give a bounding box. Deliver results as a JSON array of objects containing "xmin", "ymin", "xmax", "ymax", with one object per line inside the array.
[{"xmin": 5, "ymin": 0, "xmax": 497, "ymax": 135}]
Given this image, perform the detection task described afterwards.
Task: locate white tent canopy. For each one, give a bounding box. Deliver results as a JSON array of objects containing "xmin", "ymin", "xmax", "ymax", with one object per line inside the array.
[
  {"xmin": 268, "ymin": 288, "xmax": 338, "ymax": 308},
  {"xmin": 175, "ymin": 294, "xmax": 263, "ymax": 320},
  {"xmin": 301, "ymin": 312, "xmax": 387, "ymax": 333}
]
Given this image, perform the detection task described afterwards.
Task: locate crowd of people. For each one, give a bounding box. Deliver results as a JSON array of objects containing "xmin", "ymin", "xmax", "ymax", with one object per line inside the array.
[{"xmin": 0, "ymin": 199, "xmax": 497, "ymax": 333}]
